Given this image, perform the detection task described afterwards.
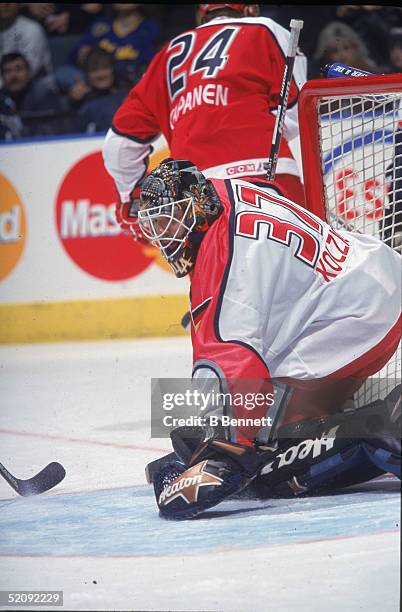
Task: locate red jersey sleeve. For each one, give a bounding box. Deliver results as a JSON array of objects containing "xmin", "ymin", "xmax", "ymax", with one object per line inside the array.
[{"xmin": 112, "ymin": 45, "xmax": 170, "ymax": 142}]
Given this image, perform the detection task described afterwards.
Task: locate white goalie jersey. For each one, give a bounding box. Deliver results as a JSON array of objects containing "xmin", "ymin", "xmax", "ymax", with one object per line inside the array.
[{"xmin": 190, "ymin": 178, "xmax": 401, "ymax": 382}]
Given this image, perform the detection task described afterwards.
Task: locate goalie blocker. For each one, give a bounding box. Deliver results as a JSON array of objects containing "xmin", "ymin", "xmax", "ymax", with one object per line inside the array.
[{"xmin": 148, "ymin": 385, "xmax": 401, "ymax": 519}]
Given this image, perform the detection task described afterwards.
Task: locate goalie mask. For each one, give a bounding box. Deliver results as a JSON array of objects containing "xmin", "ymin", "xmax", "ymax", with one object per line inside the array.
[{"xmin": 138, "ymin": 159, "xmax": 222, "ymax": 277}]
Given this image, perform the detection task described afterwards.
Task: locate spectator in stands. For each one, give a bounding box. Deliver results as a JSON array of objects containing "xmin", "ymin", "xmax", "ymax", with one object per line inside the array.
[
  {"xmin": 260, "ymin": 5, "xmax": 338, "ymax": 76},
  {"xmin": 140, "ymin": 4, "xmax": 196, "ymax": 49},
  {"xmin": 72, "ymin": 46, "xmax": 129, "ymax": 133},
  {"xmin": 313, "ymin": 21, "xmax": 379, "ymax": 77},
  {"xmin": 0, "ymin": 3, "xmax": 53, "ymax": 84},
  {"xmin": 73, "ymin": 4, "xmax": 160, "ymax": 87},
  {"xmin": 0, "ymin": 92, "xmax": 23, "ymax": 140},
  {"xmin": 0, "ymin": 52, "xmax": 68, "ymax": 137},
  {"xmin": 24, "ymin": 3, "xmax": 104, "ymax": 36},
  {"xmin": 381, "ymin": 29, "xmax": 402, "ymax": 74},
  {"xmin": 336, "ymin": 5, "xmax": 402, "ymax": 69}
]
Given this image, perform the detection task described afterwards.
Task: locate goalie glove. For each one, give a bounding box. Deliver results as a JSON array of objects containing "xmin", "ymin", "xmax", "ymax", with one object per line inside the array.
[
  {"xmin": 115, "ymin": 184, "xmax": 148, "ymax": 244},
  {"xmin": 149, "ymin": 425, "xmax": 263, "ymax": 520}
]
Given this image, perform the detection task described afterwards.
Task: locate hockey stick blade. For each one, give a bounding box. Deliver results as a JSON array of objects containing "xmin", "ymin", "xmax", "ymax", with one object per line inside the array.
[{"xmin": 0, "ymin": 461, "xmax": 66, "ymax": 497}]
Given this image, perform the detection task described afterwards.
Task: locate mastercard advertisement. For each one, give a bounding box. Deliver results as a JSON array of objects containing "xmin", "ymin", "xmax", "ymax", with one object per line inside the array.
[
  {"xmin": 0, "ymin": 137, "xmax": 174, "ymax": 287},
  {"xmin": 55, "ymin": 151, "xmax": 170, "ymax": 281},
  {"xmin": 0, "ymin": 174, "xmax": 26, "ymax": 283},
  {"xmin": 0, "ymin": 135, "xmax": 188, "ymax": 342}
]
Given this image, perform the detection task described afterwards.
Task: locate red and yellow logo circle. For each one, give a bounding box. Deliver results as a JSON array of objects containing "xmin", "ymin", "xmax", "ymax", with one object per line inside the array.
[
  {"xmin": 55, "ymin": 151, "xmax": 159, "ymax": 281},
  {"xmin": 0, "ymin": 174, "xmax": 26, "ymax": 282}
]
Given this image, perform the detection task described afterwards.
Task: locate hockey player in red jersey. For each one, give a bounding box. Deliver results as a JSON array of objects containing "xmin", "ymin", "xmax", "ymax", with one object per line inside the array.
[
  {"xmin": 138, "ymin": 159, "xmax": 401, "ymax": 519},
  {"xmin": 102, "ymin": 3, "xmax": 307, "ymax": 241}
]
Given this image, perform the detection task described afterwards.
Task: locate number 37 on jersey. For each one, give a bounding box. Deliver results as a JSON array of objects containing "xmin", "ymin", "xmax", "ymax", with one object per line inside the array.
[{"xmin": 233, "ymin": 183, "xmax": 351, "ymax": 283}]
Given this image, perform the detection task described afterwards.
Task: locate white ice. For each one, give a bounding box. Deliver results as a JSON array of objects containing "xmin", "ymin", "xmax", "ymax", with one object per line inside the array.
[{"xmin": 0, "ymin": 338, "xmax": 400, "ymax": 611}]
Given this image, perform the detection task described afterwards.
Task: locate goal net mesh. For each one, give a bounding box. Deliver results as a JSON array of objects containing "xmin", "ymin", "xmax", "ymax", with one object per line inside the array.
[{"xmin": 311, "ymin": 86, "xmax": 401, "ymax": 406}]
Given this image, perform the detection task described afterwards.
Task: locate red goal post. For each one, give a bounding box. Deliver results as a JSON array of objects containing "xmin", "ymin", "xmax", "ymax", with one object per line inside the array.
[
  {"xmin": 299, "ymin": 72, "xmax": 402, "ymax": 217},
  {"xmin": 298, "ymin": 73, "xmax": 402, "ymax": 405}
]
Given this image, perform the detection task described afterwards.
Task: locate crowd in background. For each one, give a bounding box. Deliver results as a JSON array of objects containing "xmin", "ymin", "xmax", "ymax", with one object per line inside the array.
[{"xmin": 1, "ymin": 3, "xmax": 402, "ymax": 141}]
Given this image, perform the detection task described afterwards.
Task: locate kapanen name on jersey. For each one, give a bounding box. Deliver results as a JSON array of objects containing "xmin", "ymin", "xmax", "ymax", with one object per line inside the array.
[{"xmin": 170, "ymin": 83, "xmax": 228, "ymax": 129}]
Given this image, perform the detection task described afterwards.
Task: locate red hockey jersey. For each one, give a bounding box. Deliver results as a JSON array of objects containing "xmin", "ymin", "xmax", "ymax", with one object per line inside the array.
[{"xmin": 103, "ymin": 16, "xmax": 307, "ymax": 203}]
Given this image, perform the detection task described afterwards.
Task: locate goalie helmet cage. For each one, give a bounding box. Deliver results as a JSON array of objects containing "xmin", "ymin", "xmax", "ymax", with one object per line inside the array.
[{"xmin": 298, "ymin": 73, "xmax": 402, "ymax": 407}]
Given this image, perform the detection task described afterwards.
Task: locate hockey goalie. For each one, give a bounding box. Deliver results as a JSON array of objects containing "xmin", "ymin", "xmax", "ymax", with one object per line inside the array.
[{"xmin": 136, "ymin": 159, "xmax": 401, "ymax": 520}]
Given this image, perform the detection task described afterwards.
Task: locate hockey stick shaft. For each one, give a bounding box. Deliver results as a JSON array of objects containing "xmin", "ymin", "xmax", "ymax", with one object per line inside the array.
[
  {"xmin": 0, "ymin": 460, "xmax": 66, "ymax": 496},
  {"xmin": 266, "ymin": 19, "xmax": 304, "ymax": 181}
]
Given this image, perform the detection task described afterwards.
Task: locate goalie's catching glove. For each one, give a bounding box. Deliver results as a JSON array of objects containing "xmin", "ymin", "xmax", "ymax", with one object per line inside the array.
[{"xmin": 149, "ymin": 425, "xmax": 263, "ymax": 520}]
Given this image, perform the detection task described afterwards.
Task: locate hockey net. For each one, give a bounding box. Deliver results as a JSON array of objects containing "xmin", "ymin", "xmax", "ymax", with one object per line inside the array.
[{"xmin": 298, "ymin": 73, "xmax": 401, "ymax": 407}]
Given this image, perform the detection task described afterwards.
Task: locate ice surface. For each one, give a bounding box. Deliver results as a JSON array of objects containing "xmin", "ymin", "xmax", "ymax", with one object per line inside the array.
[{"xmin": 0, "ymin": 338, "xmax": 400, "ymax": 611}]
